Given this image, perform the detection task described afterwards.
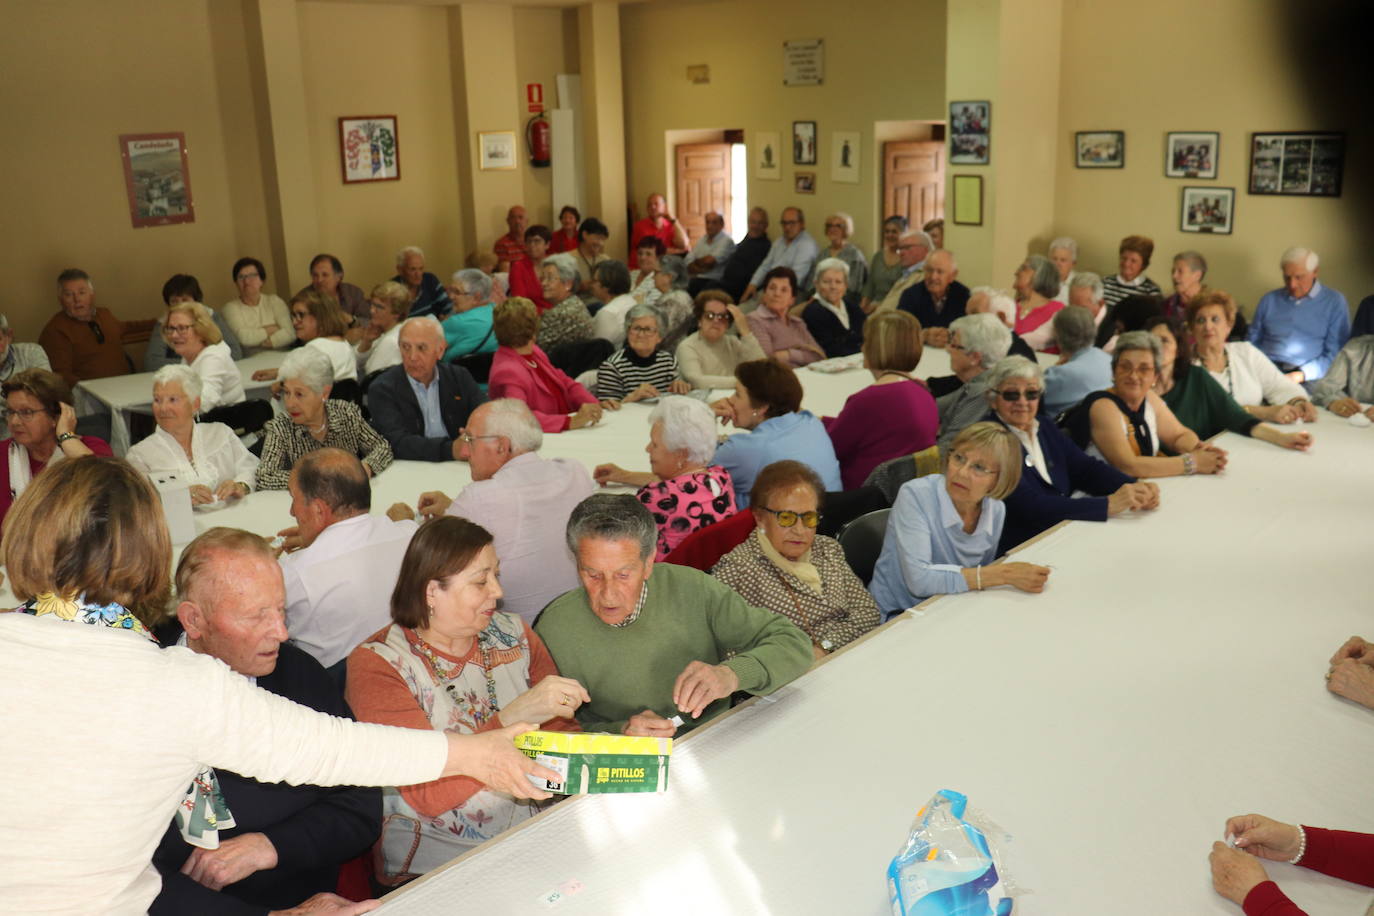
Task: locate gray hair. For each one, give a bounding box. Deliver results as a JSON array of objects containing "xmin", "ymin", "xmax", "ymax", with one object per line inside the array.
[
  {"xmin": 541, "ymin": 254, "xmax": 579, "ymax": 286},
  {"xmin": 1069, "ymin": 271, "xmax": 1105, "ymax": 302},
  {"xmin": 657, "ymin": 254, "xmax": 689, "ymax": 291},
  {"xmin": 400, "ymin": 315, "xmax": 446, "ymax": 346},
  {"xmin": 1052, "ymin": 306, "xmax": 1097, "ymax": 356},
  {"xmin": 1023, "ymin": 254, "xmax": 1061, "ymax": 299},
  {"xmin": 1048, "ymin": 237, "xmax": 1078, "ymax": 260},
  {"xmin": 395, "ymin": 245, "xmax": 425, "ymax": 268},
  {"xmin": 1174, "ymin": 250, "xmax": 1208, "ymax": 278},
  {"xmin": 950, "ymin": 313, "xmax": 1012, "ymax": 369},
  {"xmin": 983, "ymin": 356, "xmax": 1045, "ymax": 405},
  {"xmin": 566, "ymin": 493, "xmax": 657, "ymax": 563},
  {"xmin": 900, "ymin": 229, "xmax": 935, "ymax": 249},
  {"xmin": 492, "ymin": 273, "xmax": 510, "ymax": 296},
  {"xmin": 649, "ymin": 396, "xmax": 718, "ymax": 466},
  {"xmin": 969, "ymin": 285, "xmax": 1016, "ymax": 328},
  {"xmin": 814, "ymin": 257, "xmax": 850, "ymax": 282},
  {"xmin": 827, "ymin": 212, "xmax": 855, "ymax": 237},
  {"xmin": 625, "ymin": 302, "xmax": 665, "ymax": 336},
  {"xmin": 151, "ymin": 363, "xmax": 203, "ymax": 403},
  {"xmin": 452, "ymin": 268, "xmax": 493, "ymax": 300},
  {"xmin": 656, "ymin": 290, "xmax": 693, "ymax": 329},
  {"xmin": 278, "ymin": 347, "xmax": 334, "ymax": 394},
  {"xmin": 477, "ymin": 398, "xmax": 543, "ymax": 454},
  {"xmin": 0, "ymin": 314, "xmax": 9, "ymax": 332},
  {"xmin": 1280, "ymin": 246, "xmax": 1319, "ymax": 271},
  {"xmin": 1112, "ymin": 330, "xmax": 1163, "ymax": 372}
]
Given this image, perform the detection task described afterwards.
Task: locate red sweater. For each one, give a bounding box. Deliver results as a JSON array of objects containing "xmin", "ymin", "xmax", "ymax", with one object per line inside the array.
[
  {"xmin": 509, "ymin": 258, "xmax": 551, "ymax": 311},
  {"xmin": 487, "ymin": 345, "xmax": 597, "ymax": 433},
  {"xmin": 1243, "ymin": 827, "xmax": 1374, "ymax": 915}
]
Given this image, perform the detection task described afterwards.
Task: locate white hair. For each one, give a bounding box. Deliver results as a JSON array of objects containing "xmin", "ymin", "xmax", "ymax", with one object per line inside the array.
[
  {"xmin": 400, "ymin": 315, "xmax": 446, "ymax": 346},
  {"xmin": 827, "ymin": 212, "xmax": 855, "ymax": 237},
  {"xmin": 649, "ymin": 396, "xmax": 718, "ymax": 466},
  {"xmin": 478, "ymin": 398, "xmax": 543, "ymax": 454},
  {"xmin": 971, "ymin": 285, "xmax": 1017, "ymax": 329},
  {"xmin": 950, "ymin": 313, "xmax": 1012, "ymax": 369},
  {"xmin": 396, "ymin": 245, "xmax": 425, "ymax": 268},
  {"xmin": 1280, "ymin": 247, "xmax": 1319, "ymax": 271},
  {"xmin": 926, "ymin": 248, "xmax": 959, "ymax": 271},
  {"xmin": 983, "ymin": 356, "xmax": 1045, "ymax": 402},
  {"xmin": 541, "ymin": 254, "xmax": 578, "ymax": 285},
  {"xmin": 1069, "ymin": 271, "xmax": 1105, "ymax": 302},
  {"xmin": 452, "ymin": 268, "xmax": 493, "ymax": 300},
  {"xmin": 1048, "ymin": 237, "xmax": 1078, "ymax": 260},
  {"xmin": 899, "ymin": 229, "xmax": 934, "ymax": 249},
  {"xmin": 492, "ymin": 273, "xmax": 510, "ymax": 295},
  {"xmin": 278, "ymin": 347, "xmax": 334, "ymax": 394},
  {"xmin": 814, "ymin": 257, "xmax": 850, "ymax": 281},
  {"xmin": 152, "ymin": 364, "xmax": 202, "ymax": 402}
]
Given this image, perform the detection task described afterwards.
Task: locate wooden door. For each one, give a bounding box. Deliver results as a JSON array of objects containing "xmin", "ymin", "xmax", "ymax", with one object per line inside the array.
[
  {"xmin": 883, "ymin": 141, "xmax": 945, "ymax": 233},
  {"xmin": 675, "ymin": 143, "xmax": 731, "ymax": 247}
]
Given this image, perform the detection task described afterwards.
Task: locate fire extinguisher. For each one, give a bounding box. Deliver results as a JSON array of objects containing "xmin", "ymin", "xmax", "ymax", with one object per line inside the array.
[{"xmin": 526, "ymin": 113, "xmax": 551, "ymax": 168}]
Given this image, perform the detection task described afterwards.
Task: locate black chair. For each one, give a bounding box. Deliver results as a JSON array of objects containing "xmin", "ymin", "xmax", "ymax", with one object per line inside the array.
[
  {"xmin": 547, "ymin": 338, "xmax": 614, "ymax": 379},
  {"xmin": 862, "ymin": 446, "xmax": 941, "ymax": 504},
  {"xmin": 200, "ymin": 399, "xmax": 274, "ymax": 436},
  {"xmin": 453, "ymin": 350, "xmax": 495, "ymax": 385},
  {"xmin": 837, "ymin": 508, "xmax": 891, "ymax": 586},
  {"xmin": 818, "ymin": 485, "xmax": 889, "ymax": 539},
  {"xmin": 329, "ymin": 378, "xmax": 362, "ymax": 405}
]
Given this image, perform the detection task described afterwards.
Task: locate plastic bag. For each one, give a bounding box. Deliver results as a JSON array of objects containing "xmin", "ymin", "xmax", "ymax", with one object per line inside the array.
[{"xmin": 887, "ymin": 789, "xmax": 1013, "ymax": 916}]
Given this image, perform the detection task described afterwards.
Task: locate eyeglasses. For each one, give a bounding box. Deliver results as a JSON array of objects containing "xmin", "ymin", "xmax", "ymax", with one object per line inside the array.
[
  {"xmin": 757, "ymin": 507, "xmax": 821, "ymax": 528},
  {"xmin": 997, "ymin": 389, "xmax": 1041, "ymax": 402},
  {"xmin": 290, "ymin": 310, "xmax": 309, "ymax": 320},
  {"xmin": 3, "ymin": 407, "xmax": 47, "ymax": 423},
  {"xmin": 627, "ymin": 325, "xmax": 659, "ymax": 336},
  {"xmin": 824, "ymin": 222, "xmax": 845, "ymax": 230},
  {"xmin": 165, "ymin": 323, "xmax": 195, "ymax": 335},
  {"xmin": 948, "ymin": 450, "xmax": 997, "ymax": 477},
  {"xmin": 1117, "ymin": 363, "xmax": 1156, "ymax": 376},
  {"xmin": 703, "ymin": 311, "xmax": 730, "ymax": 322},
  {"xmin": 457, "ymin": 432, "xmax": 504, "ymax": 446}
]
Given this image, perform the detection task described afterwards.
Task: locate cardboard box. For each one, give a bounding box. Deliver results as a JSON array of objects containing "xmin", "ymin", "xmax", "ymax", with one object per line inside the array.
[{"xmin": 516, "ymin": 730, "xmax": 672, "ymax": 795}]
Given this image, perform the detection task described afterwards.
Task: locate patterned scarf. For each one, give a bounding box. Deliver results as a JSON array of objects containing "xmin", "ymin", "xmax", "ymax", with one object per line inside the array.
[{"xmin": 19, "ymin": 592, "xmax": 237, "ymax": 849}]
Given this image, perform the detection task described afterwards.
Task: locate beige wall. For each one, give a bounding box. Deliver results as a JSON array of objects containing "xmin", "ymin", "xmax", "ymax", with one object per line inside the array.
[{"xmin": 513, "ymin": 7, "xmax": 578, "ymax": 229}]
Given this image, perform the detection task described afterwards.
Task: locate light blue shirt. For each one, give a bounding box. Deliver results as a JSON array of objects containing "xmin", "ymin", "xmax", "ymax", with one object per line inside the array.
[
  {"xmin": 441, "ymin": 303, "xmax": 497, "ymax": 362},
  {"xmin": 1042, "ymin": 346, "xmax": 1112, "ymax": 417},
  {"xmin": 868, "ymin": 475, "xmax": 1004, "ymax": 613},
  {"xmin": 713, "ymin": 410, "xmax": 841, "ymax": 508},
  {"xmin": 748, "ymin": 230, "xmax": 821, "ymax": 290},
  {"xmin": 685, "ymin": 231, "xmax": 736, "ymax": 282},
  {"xmin": 1248, "ymin": 280, "xmax": 1350, "ymax": 380},
  {"xmin": 406, "ymin": 372, "xmax": 447, "ymax": 438}
]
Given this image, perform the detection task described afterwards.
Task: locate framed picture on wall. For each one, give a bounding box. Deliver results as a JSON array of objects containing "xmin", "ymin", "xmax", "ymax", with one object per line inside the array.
[
  {"xmin": 830, "ymin": 131, "xmax": 860, "ymax": 184},
  {"xmin": 118, "ymin": 132, "xmax": 195, "ymax": 228},
  {"xmin": 1165, "ymin": 132, "xmax": 1218, "ymax": 179},
  {"xmin": 794, "ymin": 172, "xmax": 816, "ymax": 194},
  {"xmin": 1180, "ymin": 186, "xmax": 1234, "ymax": 234},
  {"xmin": 949, "ymin": 101, "xmax": 989, "ymax": 165},
  {"xmin": 792, "ymin": 121, "xmax": 817, "ymax": 165},
  {"xmin": 1248, "ymin": 131, "xmax": 1343, "ymax": 196},
  {"xmin": 755, "ymin": 131, "xmax": 782, "ymax": 180},
  {"xmin": 339, "ymin": 116, "xmax": 400, "ymax": 183},
  {"xmin": 478, "ymin": 131, "xmax": 518, "ymax": 171},
  {"xmin": 1075, "ymin": 131, "xmax": 1125, "ymax": 168}
]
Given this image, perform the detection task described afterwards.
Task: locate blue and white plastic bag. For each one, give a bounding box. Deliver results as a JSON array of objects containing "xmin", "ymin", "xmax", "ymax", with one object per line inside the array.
[{"xmin": 887, "ymin": 789, "xmax": 1013, "ymax": 916}]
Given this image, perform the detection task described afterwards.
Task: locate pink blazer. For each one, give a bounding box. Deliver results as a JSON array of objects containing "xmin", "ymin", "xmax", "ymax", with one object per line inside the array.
[{"xmin": 488, "ymin": 345, "xmax": 598, "ymax": 432}]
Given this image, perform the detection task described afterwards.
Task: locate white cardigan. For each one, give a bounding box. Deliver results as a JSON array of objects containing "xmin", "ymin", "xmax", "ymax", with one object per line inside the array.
[
  {"xmin": 125, "ymin": 422, "xmax": 259, "ymax": 491},
  {"xmin": 185, "ymin": 341, "xmax": 245, "ymax": 412},
  {"xmin": 1197, "ymin": 341, "xmax": 1307, "ymax": 408},
  {"xmin": 0, "ymin": 613, "xmax": 446, "ymax": 915},
  {"xmin": 307, "ymin": 336, "xmax": 359, "ymax": 382}
]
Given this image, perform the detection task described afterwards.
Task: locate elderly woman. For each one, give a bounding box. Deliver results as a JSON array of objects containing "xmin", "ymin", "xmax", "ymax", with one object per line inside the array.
[
  {"xmin": 1101, "ymin": 234, "xmax": 1162, "ymax": 308},
  {"xmin": 869, "ymin": 422, "xmax": 1050, "ymax": 615},
  {"xmin": 355, "ymin": 280, "xmax": 409, "ymax": 376},
  {"xmin": 676, "ymin": 289, "xmax": 765, "ymax": 390},
  {"xmin": 823, "ymin": 310, "xmax": 937, "ymax": 489},
  {"xmin": 656, "ymin": 288, "xmax": 696, "ymax": 353},
  {"xmin": 981, "ymin": 356, "xmax": 1158, "ymax": 554},
  {"xmin": 550, "ymin": 205, "xmax": 581, "ymax": 253},
  {"xmin": 810, "ymin": 212, "xmax": 868, "ymax": 296},
  {"xmin": 801, "ymin": 257, "xmax": 867, "ymax": 358},
  {"xmin": 161, "ymin": 300, "xmax": 245, "ymax": 413},
  {"xmin": 1161, "ymin": 250, "xmax": 1208, "ymax": 321},
  {"xmin": 0, "ymin": 368, "xmax": 110, "ymax": 523},
  {"xmin": 1210, "ymin": 812, "xmax": 1374, "ymax": 916},
  {"xmin": 1189, "ymin": 290, "xmax": 1317, "ymax": 423},
  {"xmin": 1042, "ymin": 305, "xmax": 1113, "ymax": 417},
  {"xmin": 714, "ymin": 358, "xmax": 841, "ymax": 506},
  {"xmin": 746, "ymin": 267, "xmax": 826, "ymax": 368},
  {"xmin": 630, "ymin": 236, "xmax": 665, "ymax": 304},
  {"xmin": 126, "ymin": 364, "xmax": 257, "ymax": 505},
  {"xmin": 654, "ymin": 254, "xmax": 690, "ymax": 303},
  {"xmin": 393, "ymin": 245, "xmax": 451, "ymax": 319},
  {"xmin": 222, "ymin": 256, "xmax": 294, "ymax": 352},
  {"xmin": 488, "ymin": 297, "xmax": 604, "ymax": 433},
  {"xmin": 1048, "ymin": 236, "xmax": 1078, "ymax": 303},
  {"xmin": 713, "ymin": 460, "xmax": 880, "ymax": 656},
  {"xmin": 1075, "ymin": 330, "xmax": 1228, "ymax": 478},
  {"xmin": 535, "ymin": 255, "xmax": 593, "ymax": 353},
  {"xmin": 0, "ymin": 459, "xmax": 551, "ymax": 913},
  {"xmin": 508, "ymin": 225, "xmax": 552, "ymax": 310},
  {"xmin": 252, "ymin": 291, "xmax": 359, "ymax": 385},
  {"xmin": 593, "ymin": 304, "xmax": 691, "ymax": 403},
  {"xmin": 255, "ymin": 348, "xmax": 392, "ymax": 490},
  {"xmin": 442, "ymin": 268, "xmax": 498, "ymax": 361},
  {"xmin": 0, "ymin": 315, "xmax": 51, "ymax": 440},
  {"xmin": 1012, "ymin": 254, "xmax": 1066, "ymax": 352},
  {"xmin": 1146, "ymin": 314, "xmax": 1311, "ymax": 451},
  {"xmin": 593, "ymin": 396, "xmax": 735, "ymax": 558},
  {"xmin": 146, "ymin": 274, "xmax": 245, "ymax": 371},
  {"xmin": 347, "ymin": 516, "xmax": 586, "ymax": 883},
  {"xmin": 860, "ymin": 215, "xmax": 909, "ymax": 313},
  {"xmin": 923, "ymin": 218, "xmax": 944, "ymax": 251}
]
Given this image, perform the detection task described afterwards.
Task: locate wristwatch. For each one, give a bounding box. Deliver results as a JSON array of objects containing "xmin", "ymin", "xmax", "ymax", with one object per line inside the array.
[{"xmin": 56, "ymin": 432, "xmax": 79, "ymax": 445}]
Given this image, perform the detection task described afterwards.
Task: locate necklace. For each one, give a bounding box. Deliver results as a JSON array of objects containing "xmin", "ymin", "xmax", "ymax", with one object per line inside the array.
[{"xmin": 412, "ymin": 632, "xmax": 500, "ymax": 726}]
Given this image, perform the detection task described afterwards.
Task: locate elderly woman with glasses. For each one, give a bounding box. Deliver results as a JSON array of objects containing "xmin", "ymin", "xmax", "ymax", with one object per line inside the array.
[
  {"xmin": 593, "ymin": 396, "xmax": 735, "ymax": 559},
  {"xmin": 593, "ymin": 304, "xmax": 691, "ymax": 404},
  {"xmin": 675, "ymin": 290, "xmax": 765, "ymax": 390},
  {"xmin": 442, "ymin": 269, "xmax": 499, "ymax": 362},
  {"xmin": 0, "ymin": 368, "xmax": 109, "ymax": 524},
  {"xmin": 809, "ymin": 212, "xmax": 868, "ymax": 297},
  {"xmin": 163, "ymin": 300, "xmax": 245, "ymax": 413},
  {"xmin": 222, "ymin": 256, "xmax": 295, "ymax": 353},
  {"xmin": 1012, "ymin": 254, "xmax": 1066, "ymax": 352},
  {"xmin": 860, "ymin": 216, "xmax": 909, "ymax": 314},
  {"xmin": 1188, "ymin": 290, "xmax": 1317, "ymax": 423},
  {"xmin": 354, "ymin": 280, "xmax": 410, "ymax": 376},
  {"xmin": 712, "ymin": 460, "xmax": 880, "ymax": 659},
  {"xmin": 535, "ymin": 256, "xmax": 593, "ymax": 354},
  {"xmin": 981, "ymin": 356, "xmax": 1158, "ymax": 554},
  {"xmin": 869, "ymin": 422, "xmax": 1050, "ymax": 616},
  {"xmin": 801, "ymin": 257, "xmax": 867, "ymax": 358},
  {"xmin": 252, "ymin": 291, "xmax": 359, "ymax": 385}
]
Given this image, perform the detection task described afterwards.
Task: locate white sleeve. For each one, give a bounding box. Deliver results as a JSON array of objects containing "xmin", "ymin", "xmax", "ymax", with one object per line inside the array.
[
  {"xmin": 1239, "ymin": 342, "xmax": 1307, "ymax": 404},
  {"xmin": 193, "ymin": 356, "xmax": 225, "ymax": 412}
]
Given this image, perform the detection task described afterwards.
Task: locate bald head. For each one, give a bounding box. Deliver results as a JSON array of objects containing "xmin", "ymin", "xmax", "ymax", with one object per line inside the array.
[{"xmin": 400, "ymin": 316, "xmax": 447, "ymax": 385}]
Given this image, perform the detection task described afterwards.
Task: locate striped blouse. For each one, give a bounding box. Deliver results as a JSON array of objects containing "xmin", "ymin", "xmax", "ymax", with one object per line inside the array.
[{"xmin": 594, "ymin": 347, "xmax": 681, "ymax": 400}]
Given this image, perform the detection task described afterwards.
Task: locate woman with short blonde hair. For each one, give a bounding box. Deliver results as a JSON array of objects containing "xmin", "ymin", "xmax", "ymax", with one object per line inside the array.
[{"xmin": 163, "ymin": 301, "xmax": 243, "ymax": 411}]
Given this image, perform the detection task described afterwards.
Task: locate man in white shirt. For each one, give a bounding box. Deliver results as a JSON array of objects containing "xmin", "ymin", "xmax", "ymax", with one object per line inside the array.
[
  {"xmin": 740, "ymin": 207, "xmax": 819, "ymax": 304},
  {"xmin": 278, "ymin": 448, "xmax": 417, "ymax": 678},
  {"xmin": 400, "ymin": 398, "xmax": 594, "ymax": 624},
  {"xmin": 685, "ymin": 211, "xmax": 736, "ymax": 294}
]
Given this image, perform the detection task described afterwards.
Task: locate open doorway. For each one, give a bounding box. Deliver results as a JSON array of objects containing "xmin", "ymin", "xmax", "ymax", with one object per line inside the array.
[
  {"xmin": 665, "ymin": 128, "xmax": 748, "ymax": 249},
  {"xmin": 874, "ymin": 121, "xmax": 946, "ymax": 245}
]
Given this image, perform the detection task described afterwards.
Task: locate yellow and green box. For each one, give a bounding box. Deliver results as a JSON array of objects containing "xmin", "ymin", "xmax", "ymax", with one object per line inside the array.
[{"xmin": 515, "ymin": 730, "xmax": 672, "ymax": 795}]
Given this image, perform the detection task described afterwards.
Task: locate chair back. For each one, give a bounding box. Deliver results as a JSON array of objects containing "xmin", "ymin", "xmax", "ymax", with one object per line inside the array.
[
  {"xmin": 199, "ymin": 399, "xmax": 274, "ymax": 435},
  {"xmin": 453, "ymin": 350, "xmax": 495, "ymax": 384},
  {"xmin": 837, "ymin": 508, "xmax": 891, "ymax": 586},
  {"xmin": 661, "ymin": 508, "xmax": 755, "ymax": 572},
  {"xmin": 862, "ymin": 445, "xmax": 941, "ymax": 503}
]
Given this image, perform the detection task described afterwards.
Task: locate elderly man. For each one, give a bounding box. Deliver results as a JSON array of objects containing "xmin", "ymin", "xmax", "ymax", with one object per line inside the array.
[
  {"xmin": 1066, "ymin": 271, "xmax": 1113, "ymax": 349},
  {"xmin": 293, "ymin": 254, "xmax": 369, "ymax": 330},
  {"xmin": 367, "ymin": 316, "xmax": 486, "ymax": 461},
  {"xmin": 1048, "ymin": 236, "xmax": 1078, "ymax": 303},
  {"xmin": 393, "ymin": 399, "xmax": 595, "ymax": 624},
  {"xmin": 278, "ymin": 449, "xmax": 417, "ymax": 679},
  {"xmin": 572, "ymin": 217, "xmax": 610, "ymax": 291},
  {"xmin": 494, "ymin": 205, "xmax": 529, "ymax": 272},
  {"xmin": 535, "ymin": 494, "xmax": 812, "ymax": 736},
  {"xmin": 936, "ymin": 313, "xmax": 1013, "ymax": 454},
  {"xmin": 150, "ymin": 526, "xmax": 382, "ymax": 914},
  {"xmin": 872, "ymin": 230, "xmax": 933, "ymax": 313},
  {"xmin": 740, "ymin": 207, "xmax": 819, "ymax": 304},
  {"xmin": 1312, "ymin": 334, "xmax": 1374, "ymax": 420},
  {"xmin": 967, "ymin": 286, "xmax": 1035, "ymax": 361},
  {"xmin": 1042, "ymin": 306, "xmax": 1112, "ymax": 417},
  {"xmin": 629, "ymin": 193, "xmax": 690, "ymax": 268},
  {"xmin": 392, "ymin": 245, "xmax": 451, "ymax": 319},
  {"xmin": 38, "ymin": 268, "xmax": 154, "ymax": 385},
  {"xmin": 898, "ymin": 249, "xmax": 970, "ymax": 346},
  {"xmin": 718, "ymin": 207, "xmax": 772, "ymax": 303},
  {"xmin": 1248, "ymin": 246, "xmax": 1350, "ymax": 385},
  {"xmin": 685, "ymin": 210, "xmax": 736, "ymax": 295},
  {"xmin": 0, "ymin": 314, "xmax": 51, "ymax": 438}
]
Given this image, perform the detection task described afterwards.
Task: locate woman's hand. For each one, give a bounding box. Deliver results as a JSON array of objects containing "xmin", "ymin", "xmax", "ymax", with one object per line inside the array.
[
  {"xmin": 1267, "ymin": 403, "xmax": 1300, "ymax": 424},
  {"xmin": 499, "ymin": 676, "xmax": 590, "ymax": 727},
  {"xmin": 55, "ymin": 403, "xmax": 78, "ymax": 438},
  {"xmin": 442, "ymin": 722, "xmax": 559, "ymax": 799},
  {"xmin": 710, "ymin": 397, "xmax": 733, "ymax": 422},
  {"xmin": 1192, "ymin": 444, "xmax": 1227, "ymax": 474},
  {"xmin": 624, "ymin": 709, "xmax": 677, "ymax": 737},
  {"xmin": 1293, "ymin": 400, "xmax": 1318, "ymax": 422},
  {"xmin": 1328, "ymin": 396, "xmax": 1361, "ymax": 418},
  {"xmin": 623, "ymin": 383, "xmax": 659, "ymax": 403},
  {"xmin": 993, "ymin": 562, "xmax": 1051, "ymax": 593},
  {"xmin": 726, "ymin": 304, "xmax": 750, "ymax": 333},
  {"xmin": 1328, "ymin": 659, "xmax": 1374, "ymax": 708},
  {"xmin": 599, "ymin": 398, "xmax": 623, "ymax": 411},
  {"xmin": 568, "ymin": 402, "xmax": 603, "ymax": 430},
  {"xmin": 1224, "ymin": 814, "xmax": 1303, "ymax": 862},
  {"xmin": 669, "ymin": 379, "xmax": 692, "ymax": 395},
  {"xmin": 416, "ymin": 491, "xmax": 452, "ymax": 519},
  {"xmin": 252, "ymin": 368, "xmax": 279, "ymax": 382},
  {"xmin": 189, "ymin": 484, "xmax": 216, "ymax": 506},
  {"xmin": 215, "ymin": 480, "xmax": 249, "ymax": 502},
  {"xmin": 1330, "ymin": 635, "xmax": 1373, "ymax": 666},
  {"xmin": 1106, "ymin": 484, "xmax": 1150, "ymax": 516},
  {"xmin": 593, "ymin": 463, "xmax": 628, "ymax": 487},
  {"xmin": 1278, "ymin": 430, "xmax": 1313, "ymax": 451},
  {"xmin": 1209, "ymin": 841, "xmax": 1270, "ymax": 905}
]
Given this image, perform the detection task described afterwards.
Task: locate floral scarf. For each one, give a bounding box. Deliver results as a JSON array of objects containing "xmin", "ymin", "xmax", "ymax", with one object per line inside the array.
[{"xmin": 19, "ymin": 592, "xmax": 237, "ymax": 849}]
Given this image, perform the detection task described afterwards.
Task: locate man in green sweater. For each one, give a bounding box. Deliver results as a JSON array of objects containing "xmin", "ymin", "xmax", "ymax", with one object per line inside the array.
[{"xmin": 535, "ymin": 493, "xmax": 813, "ymax": 737}]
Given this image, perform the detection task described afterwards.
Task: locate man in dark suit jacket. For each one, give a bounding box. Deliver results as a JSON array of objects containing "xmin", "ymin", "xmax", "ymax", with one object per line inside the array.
[
  {"xmin": 897, "ymin": 250, "xmax": 970, "ymax": 345},
  {"xmin": 367, "ymin": 317, "xmax": 486, "ymax": 461},
  {"xmin": 151, "ymin": 529, "xmax": 380, "ymax": 916}
]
